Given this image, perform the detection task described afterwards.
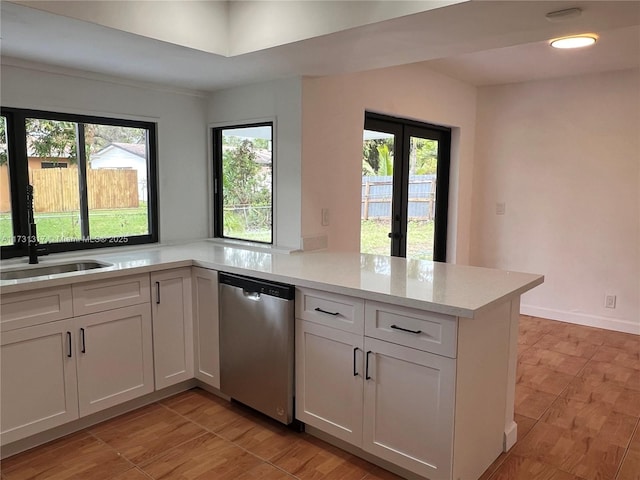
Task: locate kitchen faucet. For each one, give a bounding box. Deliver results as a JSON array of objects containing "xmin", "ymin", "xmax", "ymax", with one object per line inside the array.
[{"xmin": 26, "ymin": 184, "xmax": 47, "ymax": 264}]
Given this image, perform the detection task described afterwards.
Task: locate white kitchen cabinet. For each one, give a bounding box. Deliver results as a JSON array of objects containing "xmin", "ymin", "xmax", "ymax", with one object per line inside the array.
[
  {"xmin": 192, "ymin": 267, "xmax": 220, "ymax": 389},
  {"xmin": 0, "ymin": 285, "xmax": 72, "ymax": 332},
  {"xmin": 363, "ymin": 337, "xmax": 455, "ymax": 480},
  {"xmin": 0, "ymin": 320, "xmax": 79, "ymax": 445},
  {"xmin": 295, "ymin": 288, "xmax": 458, "ymax": 479},
  {"xmin": 151, "ymin": 268, "xmax": 194, "ymax": 389},
  {"xmin": 75, "ymin": 303, "xmax": 154, "ymax": 416},
  {"xmin": 72, "ymin": 273, "xmax": 150, "ymax": 316},
  {"xmin": 295, "ymin": 319, "xmax": 364, "ymax": 445}
]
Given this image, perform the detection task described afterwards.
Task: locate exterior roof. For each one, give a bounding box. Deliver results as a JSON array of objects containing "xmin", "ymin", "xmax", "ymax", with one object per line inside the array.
[{"xmin": 95, "ymin": 143, "xmax": 146, "ymax": 158}]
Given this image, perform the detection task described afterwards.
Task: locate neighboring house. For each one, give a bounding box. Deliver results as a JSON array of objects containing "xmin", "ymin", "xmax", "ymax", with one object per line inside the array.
[{"xmin": 91, "ymin": 143, "xmax": 147, "ymax": 201}]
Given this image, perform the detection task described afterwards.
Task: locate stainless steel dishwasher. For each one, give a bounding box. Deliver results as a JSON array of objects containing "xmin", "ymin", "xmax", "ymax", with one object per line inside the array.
[{"xmin": 218, "ymin": 272, "xmax": 295, "ymax": 425}]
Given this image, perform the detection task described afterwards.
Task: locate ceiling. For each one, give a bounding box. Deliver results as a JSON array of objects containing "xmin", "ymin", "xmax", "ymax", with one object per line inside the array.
[{"xmin": 1, "ymin": 0, "xmax": 639, "ymax": 93}]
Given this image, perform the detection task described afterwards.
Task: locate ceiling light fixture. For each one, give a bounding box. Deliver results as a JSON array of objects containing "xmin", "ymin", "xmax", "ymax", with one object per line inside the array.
[{"xmin": 550, "ymin": 34, "xmax": 598, "ymax": 49}]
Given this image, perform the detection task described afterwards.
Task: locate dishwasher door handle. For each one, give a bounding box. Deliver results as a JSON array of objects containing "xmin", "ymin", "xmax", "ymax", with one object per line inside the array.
[{"xmin": 243, "ymin": 290, "xmax": 261, "ymax": 301}]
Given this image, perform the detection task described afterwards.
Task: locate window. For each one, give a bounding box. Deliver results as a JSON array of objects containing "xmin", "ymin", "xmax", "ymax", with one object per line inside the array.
[
  {"xmin": 0, "ymin": 108, "xmax": 158, "ymax": 259},
  {"xmin": 212, "ymin": 123, "xmax": 273, "ymax": 244}
]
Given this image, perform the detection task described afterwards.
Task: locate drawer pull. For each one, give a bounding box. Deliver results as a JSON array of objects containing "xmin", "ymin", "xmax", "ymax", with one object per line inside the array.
[
  {"xmin": 390, "ymin": 324, "xmax": 422, "ymax": 335},
  {"xmin": 314, "ymin": 307, "xmax": 339, "ymax": 316},
  {"xmin": 80, "ymin": 328, "xmax": 86, "ymax": 353},
  {"xmin": 353, "ymin": 347, "xmax": 359, "ymax": 376},
  {"xmin": 365, "ymin": 350, "xmax": 372, "ymax": 380},
  {"xmin": 66, "ymin": 331, "xmax": 72, "ymax": 358}
]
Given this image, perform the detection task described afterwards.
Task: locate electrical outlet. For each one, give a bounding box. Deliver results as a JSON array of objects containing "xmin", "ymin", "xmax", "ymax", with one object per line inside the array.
[
  {"xmin": 321, "ymin": 208, "xmax": 329, "ymax": 226},
  {"xmin": 496, "ymin": 202, "xmax": 506, "ymax": 215},
  {"xmin": 605, "ymin": 294, "xmax": 616, "ymax": 309}
]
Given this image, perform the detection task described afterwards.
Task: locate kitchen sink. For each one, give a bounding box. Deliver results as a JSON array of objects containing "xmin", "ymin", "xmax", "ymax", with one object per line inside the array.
[{"xmin": 0, "ymin": 261, "xmax": 112, "ymax": 280}]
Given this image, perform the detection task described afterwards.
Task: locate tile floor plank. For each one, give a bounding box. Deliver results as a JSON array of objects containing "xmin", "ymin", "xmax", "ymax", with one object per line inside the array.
[
  {"xmin": 89, "ymin": 404, "xmax": 207, "ymax": 465},
  {"xmin": 2, "ymin": 432, "xmax": 133, "ymax": 480},
  {"xmin": 139, "ymin": 433, "xmax": 265, "ymax": 480},
  {"xmin": 513, "ymin": 421, "xmax": 625, "ymax": 480},
  {"xmin": 160, "ymin": 389, "xmax": 248, "ymax": 432},
  {"xmin": 489, "ymin": 454, "xmax": 585, "ymax": 480}
]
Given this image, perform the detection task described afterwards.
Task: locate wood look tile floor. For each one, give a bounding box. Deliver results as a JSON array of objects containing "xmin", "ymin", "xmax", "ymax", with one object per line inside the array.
[{"xmin": 1, "ymin": 316, "xmax": 638, "ymax": 480}]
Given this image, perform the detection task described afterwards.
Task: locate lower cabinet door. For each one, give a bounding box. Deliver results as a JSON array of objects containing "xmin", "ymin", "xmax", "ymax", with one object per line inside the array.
[
  {"xmin": 363, "ymin": 337, "xmax": 456, "ymax": 480},
  {"xmin": 0, "ymin": 319, "xmax": 79, "ymax": 445},
  {"xmin": 151, "ymin": 268, "xmax": 194, "ymax": 389},
  {"xmin": 295, "ymin": 319, "xmax": 364, "ymax": 445},
  {"xmin": 76, "ymin": 304, "xmax": 154, "ymax": 416},
  {"xmin": 192, "ymin": 267, "xmax": 220, "ymax": 389}
]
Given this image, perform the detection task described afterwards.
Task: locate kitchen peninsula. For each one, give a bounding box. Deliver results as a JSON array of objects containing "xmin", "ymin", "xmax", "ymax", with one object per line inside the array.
[{"xmin": 0, "ymin": 241, "xmax": 543, "ymax": 480}]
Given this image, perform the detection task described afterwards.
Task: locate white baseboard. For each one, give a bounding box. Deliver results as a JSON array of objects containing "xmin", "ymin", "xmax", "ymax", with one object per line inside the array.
[
  {"xmin": 521, "ymin": 305, "xmax": 639, "ymax": 335},
  {"xmin": 503, "ymin": 420, "xmax": 518, "ymax": 452}
]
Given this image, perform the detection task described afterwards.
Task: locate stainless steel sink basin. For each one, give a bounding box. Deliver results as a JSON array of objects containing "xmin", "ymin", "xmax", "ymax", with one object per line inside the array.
[{"xmin": 0, "ymin": 261, "xmax": 112, "ymax": 280}]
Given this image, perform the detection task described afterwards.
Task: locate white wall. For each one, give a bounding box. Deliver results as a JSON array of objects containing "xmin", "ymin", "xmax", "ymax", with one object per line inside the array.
[
  {"xmin": 0, "ymin": 62, "xmax": 210, "ymax": 243},
  {"xmin": 301, "ymin": 62, "xmax": 477, "ymax": 263},
  {"xmin": 471, "ymin": 69, "xmax": 640, "ymax": 334},
  {"xmin": 207, "ymin": 77, "xmax": 303, "ymax": 250}
]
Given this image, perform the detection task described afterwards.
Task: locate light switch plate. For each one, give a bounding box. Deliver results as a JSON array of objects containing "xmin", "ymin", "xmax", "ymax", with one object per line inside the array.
[{"xmin": 321, "ymin": 208, "xmax": 329, "ymax": 226}]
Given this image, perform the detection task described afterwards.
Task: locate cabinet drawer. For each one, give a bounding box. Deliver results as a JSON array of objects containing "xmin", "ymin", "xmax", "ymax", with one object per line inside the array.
[
  {"xmin": 1, "ymin": 286, "xmax": 73, "ymax": 332},
  {"xmin": 365, "ymin": 301, "xmax": 457, "ymax": 358},
  {"xmin": 72, "ymin": 274, "xmax": 151, "ymax": 316},
  {"xmin": 296, "ymin": 288, "xmax": 364, "ymax": 333}
]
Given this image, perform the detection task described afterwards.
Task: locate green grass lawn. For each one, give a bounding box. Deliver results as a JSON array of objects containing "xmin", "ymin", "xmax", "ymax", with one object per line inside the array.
[
  {"xmin": 0, "ymin": 206, "xmax": 149, "ymax": 246},
  {"xmin": 361, "ymin": 219, "xmax": 435, "ymax": 261},
  {"xmin": 2, "ymin": 208, "xmax": 434, "ymax": 261}
]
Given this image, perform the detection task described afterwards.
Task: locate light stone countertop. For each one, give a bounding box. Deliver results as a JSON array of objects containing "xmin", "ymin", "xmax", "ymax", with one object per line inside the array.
[{"xmin": 0, "ymin": 240, "xmax": 544, "ymax": 318}]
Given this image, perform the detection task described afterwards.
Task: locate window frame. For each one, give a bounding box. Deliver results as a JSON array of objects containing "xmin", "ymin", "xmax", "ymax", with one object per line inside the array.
[
  {"xmin": 212, "ymin": 121, "xmax": 274, "ymax": 245},
  {"xmin": 0, "ymin": 107, "xmax": 159, "ymax": 259},
  {"xmin": 363, "ymin": 111, "xmax": 451, "ymax": 262}
]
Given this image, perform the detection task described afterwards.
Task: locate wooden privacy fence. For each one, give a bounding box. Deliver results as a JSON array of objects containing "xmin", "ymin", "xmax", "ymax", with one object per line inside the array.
[
  {"xmin": 362, "ymin": 175, "xmax": 437, "ymax": 220},
  {"xmin": 30, "ymin": 168, "xmax": 139, "ymax": 212}
]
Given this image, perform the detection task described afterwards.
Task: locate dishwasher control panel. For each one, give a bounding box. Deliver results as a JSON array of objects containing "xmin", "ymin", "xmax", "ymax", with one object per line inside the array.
[{"xmin": 219, "ymin": 272, "xmax": 295, "ymax": 300}]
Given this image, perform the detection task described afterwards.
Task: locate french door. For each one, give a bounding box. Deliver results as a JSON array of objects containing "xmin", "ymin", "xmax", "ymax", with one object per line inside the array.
[{"xmin": 361, "ymin": 113, "xmax": 450, "ymax": 261}]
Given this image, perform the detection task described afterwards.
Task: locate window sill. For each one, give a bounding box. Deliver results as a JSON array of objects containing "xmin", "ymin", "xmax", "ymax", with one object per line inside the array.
[{"xmin": 205, "ymin": 238, "xmax": 300, "ymax": 254}]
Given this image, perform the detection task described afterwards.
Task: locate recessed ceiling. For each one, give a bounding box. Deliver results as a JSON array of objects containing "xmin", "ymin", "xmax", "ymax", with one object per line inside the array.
[{"xmin": 1, "ymin": 0, "xmax": 639, "ymax": 93}]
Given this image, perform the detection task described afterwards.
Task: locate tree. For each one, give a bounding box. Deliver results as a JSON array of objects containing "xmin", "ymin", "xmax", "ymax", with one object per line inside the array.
[
  {"xmin": 0, "ymin": 117, "xmax": 7, "ymax": 166},
  {"xmin": 363, "ymin": 138, "xmax": 394, "ymax": 176},
  {"xmin": 26, "ymin": 118, "xmax": 77, "ymax": 162},
  {"xmin": 414, "ymin": 138, "xmax": 438, "ymax": 175},
  {"xmin": 222, "ymin": 139, "xmax": 270, "ymax": 207}
]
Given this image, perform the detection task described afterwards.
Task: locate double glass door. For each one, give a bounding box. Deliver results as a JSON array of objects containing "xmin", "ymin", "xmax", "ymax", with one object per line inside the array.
[{"xmin": 361, "ymin": 113, "xmax": 450, "ymax": 262}]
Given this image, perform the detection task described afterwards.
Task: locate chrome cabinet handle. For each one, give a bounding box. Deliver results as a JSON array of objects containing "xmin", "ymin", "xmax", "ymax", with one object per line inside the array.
[
  {"xmin": 314, "ymin": 307, "xmax": 339, "ymax": 316},
  {"xmin": 390, "ymin": 324, "xmax": 422, "ymax": 335}
]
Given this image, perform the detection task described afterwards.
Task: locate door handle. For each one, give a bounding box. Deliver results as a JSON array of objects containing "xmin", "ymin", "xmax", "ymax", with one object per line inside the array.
[
  {"xmin": 80, "ymin": 328, "xmax": 86, "ymax": 353},
  {"xmin": 66, "ymin": 331, "xmax": 72, "ymax": 358},
  {"xmin": 387, "ymin": 232, "xmax": 402, "ymax": 239},
  {"xmin": 365, "ymin": 350, "xmax": 372, "ymax": 380},
  {"xmin": 155, "ymin": 281, "xmax": 161, "ymax": 304},
  {"xmin": 353, "ymin": 347, "xmax": 359, "ymax": 376}
]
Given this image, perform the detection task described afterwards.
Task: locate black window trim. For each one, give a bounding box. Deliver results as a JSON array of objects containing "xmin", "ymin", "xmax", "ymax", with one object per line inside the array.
[
  {"xmin": 0, "ymin": 107, "xmax": 159, "ymax": 260},
  {"xmin": 364, "ymin": 111, "xmax": 451, "ymax": 262},
  {"xmin": 212, "ymin": 121, "xmax": 274, "ymax": 245}
]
